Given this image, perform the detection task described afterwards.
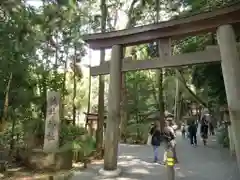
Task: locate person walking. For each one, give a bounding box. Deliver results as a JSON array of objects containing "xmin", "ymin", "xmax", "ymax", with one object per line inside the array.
[
  {"xmin": 188, "ymin": 121, "xmax": 198, "ymax": 146},
  {"xmin": 209, "ymin": 122, "xmax": 215, "ymax": 135},
  {"xmin": 162, "ymin": 120, "xmax": 179, "ymax": 164},
  {"xmin": 181, "ymin": 122, "xmax": 186, "ymax": 138},
  {"xmin": 149, "ymin": 121, "xmax": 161, "ymax": 162},
  {"xmin": 200, "ymin": 115, "xmax": 209, "ymax": 146}
]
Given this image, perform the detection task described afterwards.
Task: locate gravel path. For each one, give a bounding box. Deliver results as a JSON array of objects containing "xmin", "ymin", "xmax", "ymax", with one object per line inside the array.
[{"xmin": 71, "ymin": 132, "xmax": 239, "ymax": 180}]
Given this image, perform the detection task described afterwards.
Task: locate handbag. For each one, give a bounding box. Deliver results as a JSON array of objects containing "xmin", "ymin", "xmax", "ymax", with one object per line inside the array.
[{"xmin": 147, "ymin": 134, "xmax": 152, "ymax": 145}]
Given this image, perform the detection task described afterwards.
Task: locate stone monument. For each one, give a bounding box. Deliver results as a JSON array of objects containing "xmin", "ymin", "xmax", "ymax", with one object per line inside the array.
[
  {"xmin": 24, "ymin": 91, "xmax": 72, "ymax": 170},
  {"xmin": 43, "ymin": 91, "xmax": 60, "ymax": 152}
]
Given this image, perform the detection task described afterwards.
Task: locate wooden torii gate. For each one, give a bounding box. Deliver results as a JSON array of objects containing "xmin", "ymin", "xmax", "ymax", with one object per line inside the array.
[{"xmin": 83, "ymin": 3, "xmax": 240, "ymax": 174}]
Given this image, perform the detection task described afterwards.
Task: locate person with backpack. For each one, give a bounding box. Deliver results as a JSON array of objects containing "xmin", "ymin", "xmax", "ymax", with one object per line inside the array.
[
  {"xmin": 162, "ymin": 120, "xmax": 178, "ymax": 164},
  {"xmin": 149, "ymin": 121, "xmax": 162, "ymax": 162}
]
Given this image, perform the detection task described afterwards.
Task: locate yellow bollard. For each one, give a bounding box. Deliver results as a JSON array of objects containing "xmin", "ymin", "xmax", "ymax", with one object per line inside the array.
[
  {"xmin": 166, "ymin": 151, "xmax": 174, "ymax": 166},
  {"xmin": 166, "ymin": 150, "xmax": 175, "ymax": 180}
]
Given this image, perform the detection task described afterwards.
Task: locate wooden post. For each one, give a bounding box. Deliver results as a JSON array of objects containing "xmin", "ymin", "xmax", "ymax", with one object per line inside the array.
[
  {"xmin": 96, "ymin": 48, "xmax": 105, "ymax": 151},
  {"xmin": 217, "ymin": 24, "xmax": 240, "ymax": 171},
  {"xmin": 166, "ymin": 150, "xmax": 175, "ymax": 180},
  {"xmin": 103, "ymin": 45, "xmax": 122, "ymax": 171},
  {"xmin": 167, "ymin": 166, "xmax": 175, "ymax": 180},
  {"xmin": 224, "ymin": 111, "xmax": 235, "ymax": 156}
]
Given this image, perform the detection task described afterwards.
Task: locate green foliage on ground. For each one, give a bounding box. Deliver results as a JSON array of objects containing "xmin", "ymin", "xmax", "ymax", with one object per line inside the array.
[
  {"xmin": 217, "ymin": 126, "xmax": 229, "ymax": 148},
  {"xmin": 124, "ymin": 122, "xmax": 150, "ymax": 144}
]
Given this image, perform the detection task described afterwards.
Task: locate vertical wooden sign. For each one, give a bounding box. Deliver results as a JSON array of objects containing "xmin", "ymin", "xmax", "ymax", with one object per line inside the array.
[{"xmin": 43, "ymin": 91, "xmax": 60, "ymax": 152}]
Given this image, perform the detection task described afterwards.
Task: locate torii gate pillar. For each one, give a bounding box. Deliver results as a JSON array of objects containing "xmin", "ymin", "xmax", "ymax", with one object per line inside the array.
[
  {"xmin": 217, "ymin": 24, "xmax": 240, "ymax": 171},
  {"xmin": 99, "ymin": 45, "xmax": 122, "ymax": 176}
]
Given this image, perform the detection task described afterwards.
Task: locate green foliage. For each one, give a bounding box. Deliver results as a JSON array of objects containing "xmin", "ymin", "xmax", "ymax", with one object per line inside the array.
[
  {"xmin": 0, "ymin": 121, "xmax": 25, "ymax": 148},
  {"xmin": 217, "ymin": 126, "xmax": 229, "ymax": 148},
  {"xmin": 125, "ymin": 70, "xmax": 156, "ymax": 114},
  {"xmin": 60, "ymin": 133, "xmax": 96, "ymax": 158},
  {"xmin": 125, "ymin": 122, "xmax": 150, "ymax": 144},
  {"xmin": 174, "ymin": 33, "xmax": 226, "ymax": 108},
  {"xmin": 25, "ymin": 118, "xmax": 45, "ymax": 137},
  {"xmin": 0, "ymin": 123, "xmax": 12, "ymax": 147},
  {"xmin": 192, "ymin": 64, "xmax": 226, "ymax": 106},
  {"xmin": 183, "ymin": 0, "xmax": 238, "ymax": 11},
  {"xmin": 22, "ymin": 119, "xmax": 96, "ymax": 158},
  {"xmin": 74, "ymin": 135, "xmax": 96, "ymax": 156},
  {"xmin": 59, "ymin": 123, "xmax": 87, "ymax": 146}
]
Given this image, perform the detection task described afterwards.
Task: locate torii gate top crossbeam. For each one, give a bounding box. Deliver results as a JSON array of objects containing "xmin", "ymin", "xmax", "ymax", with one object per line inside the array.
[{"xmin": 82, "ymin": 3, "xmax": 240, "ymax": 49}]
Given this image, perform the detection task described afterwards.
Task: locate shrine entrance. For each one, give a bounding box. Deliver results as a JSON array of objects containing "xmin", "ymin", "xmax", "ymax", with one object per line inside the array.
[
  {"xmin": 82, "ymin": 3, "xmax": 240, "ymax": 174},
  {"xmin": 84, "ymin": 112, "xmax": 107, "ymax": 137}
]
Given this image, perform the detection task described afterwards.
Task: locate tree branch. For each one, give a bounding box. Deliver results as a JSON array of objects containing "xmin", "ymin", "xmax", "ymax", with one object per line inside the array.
[{"xmin": 176, "ymin": 69, "xmax": 207, "ymax": 107}]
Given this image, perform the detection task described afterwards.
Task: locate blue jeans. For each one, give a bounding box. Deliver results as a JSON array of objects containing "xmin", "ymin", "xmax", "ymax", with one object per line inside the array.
[{"xmin": 153, "ymin": 146, "xmax": 159, "ymax": 161}]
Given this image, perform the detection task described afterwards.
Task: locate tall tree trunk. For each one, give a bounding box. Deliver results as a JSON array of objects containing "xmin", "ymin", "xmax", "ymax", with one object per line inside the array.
[
  {"xmin": 41, "ymin": 73, "xmax": 47, "ymax": 120},
  {"xmin": 41, "ymin": 39, "xmax": 51, "ymax": 120},
  {"xmin": 54, "ymin": 37, "xmax": 59, "ymax": 88},
  {"xmin": 96, "ymin": 0, "xmax": 107, "ymax": 155},
  {"xmin": 120, "ymin": 0, "xmax": 139, "ymax": 140},
  {"xmin": 0, "ymin": 73, "xmax": 12, "ymax": 132},
  {"xmin": 134, "ymin": 78, "xmax": 140, "ymax": 142},
  {"xmin": 85, "ymin": 69, "xmax": 92, "ymax": 129},
  {"xmin": 72, "ymin": 46, "xmax": 77, "ymax": 125},
  {"xmin": 60, "ymin": 50, "xmax": 68, "ymax": 119},
  {"xmin": 9, "ymin": 109, "xmax": 16, "ymax": 155},
  {"xmin": 156, "ymin": 69, "xmax": 165, "ymax": 131},
  {"xmin": 156, "ymin": 0, "xmax": 165, "ymax": 132},
  {"xmin": 174, "ymin": 73, "xmax": 181, "ymax": 122}
]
